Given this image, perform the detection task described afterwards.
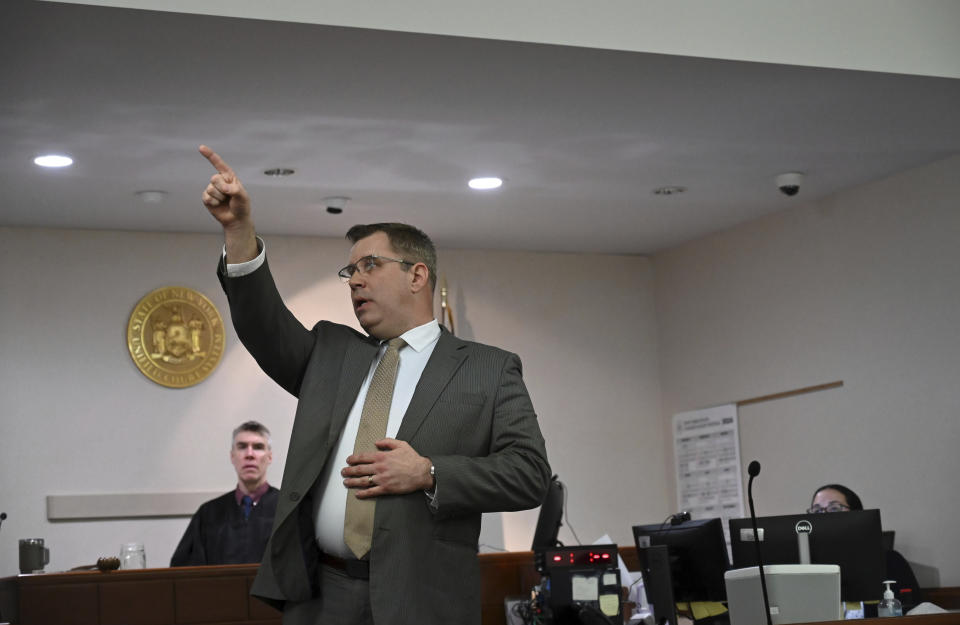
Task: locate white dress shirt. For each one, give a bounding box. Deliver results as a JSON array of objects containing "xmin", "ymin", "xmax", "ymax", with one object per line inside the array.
[
  {"xmin": 311, "ymin": 319, "xmax": 440, "ymax": 557},
  {"xmin": 225, "ymin": 240, "xmax": 441, "ymax": 558}
]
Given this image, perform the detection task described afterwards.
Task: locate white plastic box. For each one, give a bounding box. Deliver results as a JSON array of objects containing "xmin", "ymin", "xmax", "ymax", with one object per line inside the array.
[{"xmin": 725, "ymin": 564, "xmax": 842, "ymax": 625}]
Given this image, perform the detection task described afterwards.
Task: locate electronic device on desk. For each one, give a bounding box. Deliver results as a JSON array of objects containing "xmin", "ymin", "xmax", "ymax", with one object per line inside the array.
[
  {"xmin": 728, "ymin": 509, "xmax": 883, "ymax": 601},
  {"xmin": 632, "ymin": 516, "xmax": 731, "ymax": 624},
  {"xmin": 543, "ymin": 545, "xmax": 623, "ymax": 624},
  {"xmin": 522, "ymin": 476, "xmax": 620, "ymax": 625},
  {"xmin": 725, "ymin": 564, "xmax": 841, "ymax": 625}
]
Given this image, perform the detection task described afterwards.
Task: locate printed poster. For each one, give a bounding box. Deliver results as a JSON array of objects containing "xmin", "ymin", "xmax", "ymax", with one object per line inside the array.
[{"xmin": 673, "ymin": 404, "xmax": 744, "ymax": 544}]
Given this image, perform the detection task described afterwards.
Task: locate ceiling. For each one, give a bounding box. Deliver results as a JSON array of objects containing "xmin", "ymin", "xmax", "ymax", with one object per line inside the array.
[{"xmin": 2, "ymin": 1, "xmax": 958, "ymax": 255}]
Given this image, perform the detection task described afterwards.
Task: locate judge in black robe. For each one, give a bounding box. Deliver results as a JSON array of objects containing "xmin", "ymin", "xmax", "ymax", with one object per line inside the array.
[
  {"xmin": 171, "ymin": 420, "xmax": 279, "ymax": 566},
  {"xmin": 171, "ymin": 485, "xmax": 279, "ymax": 566}
]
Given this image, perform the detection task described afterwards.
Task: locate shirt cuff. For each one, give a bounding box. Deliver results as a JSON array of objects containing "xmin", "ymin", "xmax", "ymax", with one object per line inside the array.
[
  {"xmin": 424, "ymin": 486, "xmax": 439, "ymax": 511},
  {"xmin": 424, "ymin": 464, "xmax": 438, "ymax": 511},
  {"xmin": 223, "ymin": 237, "xmax": 265, "ymax": 277}
]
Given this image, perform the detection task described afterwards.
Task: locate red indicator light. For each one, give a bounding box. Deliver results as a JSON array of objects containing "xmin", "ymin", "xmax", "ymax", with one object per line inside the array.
[
  {"xmin": 602, "ymin": 553, "xmax": 610, "ymax": 559},
  {"xmin": 553, "ymin": 555, "xmax": 562, "ymax": 562}
]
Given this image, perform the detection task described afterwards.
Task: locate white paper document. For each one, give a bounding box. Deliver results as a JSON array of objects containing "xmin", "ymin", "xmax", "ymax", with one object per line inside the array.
[
  {"xmin": 673, "ymin": 404, "xmax": 744, "ymax": 544},
  {"xmin": 572, "ymin": 575, "xmax": 599, "ymax": 601}
]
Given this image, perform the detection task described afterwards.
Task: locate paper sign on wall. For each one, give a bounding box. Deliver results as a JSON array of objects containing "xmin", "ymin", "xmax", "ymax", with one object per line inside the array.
[{"xmin": 673, "ymin": 404, "xmax": 744, "ymax": 544}]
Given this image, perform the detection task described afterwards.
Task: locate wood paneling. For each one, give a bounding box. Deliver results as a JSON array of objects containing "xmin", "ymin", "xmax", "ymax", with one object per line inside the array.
[
  {"xmin": 2, "ymin": 565, "xmax": 278, "ymax": 625},
  {"xmin": 6, "ymin": 550, "xmax": 953, "ymax": 625},
  {"xmin": 19, "ymin": 583, "xmax": 98, "ymax": 625},
  {"xmin": 100, "ymin": 580, "xmax": 175, "ymax": 625}
]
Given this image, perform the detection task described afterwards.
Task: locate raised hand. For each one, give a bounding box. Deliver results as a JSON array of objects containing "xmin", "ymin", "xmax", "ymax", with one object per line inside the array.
[
  {"xmin": 199, "ymin": 145, "xmax": 258, "ymax": 262},
  {"xmin": 199, "ymin": 145, "xmax": 251, "ymax": 227}
]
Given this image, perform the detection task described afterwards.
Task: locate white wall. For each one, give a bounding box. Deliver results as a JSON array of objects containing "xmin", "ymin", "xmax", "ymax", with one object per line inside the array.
[
  {"xmin": 653, "ymin": 155, "xmax": 960, "ymax": 586},
  {"xmin": 0, "ymin": 227, "xmax": 662, "ymax": 576}
]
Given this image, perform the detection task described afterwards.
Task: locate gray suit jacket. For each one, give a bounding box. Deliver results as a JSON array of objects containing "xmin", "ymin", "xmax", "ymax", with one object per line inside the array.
[{"xmin": 218, "ymin": 257, "xmax": 550, "ymax": 625}]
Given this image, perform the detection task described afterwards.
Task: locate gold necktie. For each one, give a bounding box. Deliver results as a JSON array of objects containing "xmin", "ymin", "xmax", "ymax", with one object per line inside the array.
[{"xmin": 344, "ymin": 337, "xmax": 406, "ymax": 558}]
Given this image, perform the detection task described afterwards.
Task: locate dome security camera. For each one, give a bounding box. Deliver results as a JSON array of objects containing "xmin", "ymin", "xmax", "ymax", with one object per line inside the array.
[
  {"xmin": 775, "ymin": 172, "xmax": 804, "ymax": 197},
  {"xmin": 323, "ymin": 196, "xmax": 350, "ymax": 214}
]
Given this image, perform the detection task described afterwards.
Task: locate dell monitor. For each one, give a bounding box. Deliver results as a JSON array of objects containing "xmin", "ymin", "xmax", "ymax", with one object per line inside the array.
[
  {"xmin": 632, "ymin": 517, "xmax": 731, "ymax": 603},
  {"xmin": 728, "ymin": 509, "xmax": 884, "ymax": 600}
]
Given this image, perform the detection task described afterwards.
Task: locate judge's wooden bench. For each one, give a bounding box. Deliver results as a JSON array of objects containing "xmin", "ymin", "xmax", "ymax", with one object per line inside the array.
[{"xmin": 2, "ymin": 548, "xmax": 959, "ymax": 625}]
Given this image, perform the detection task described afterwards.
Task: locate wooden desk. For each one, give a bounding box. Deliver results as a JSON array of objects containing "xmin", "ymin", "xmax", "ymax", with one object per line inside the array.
[
  {"xmin": 0, "ymin": 547, "xmax": 662, "ymax": 625},
  {"xmin": 798, "ymin": 617, "xmax": 960, "ymax": 625},
  {"xmin": 478, "ymin": 550, "xmax": 542, "ymax": 624},
  {"xmin": 923, "ymin": 588, "xmax": 960, "ymax": 611},
  {"xmin": 0, "ymin": 565, "xmax": 280, "ymax": 625},
  {"xmin": 3, "ymin": 552, "xmax": 956, "ymax": 625}
]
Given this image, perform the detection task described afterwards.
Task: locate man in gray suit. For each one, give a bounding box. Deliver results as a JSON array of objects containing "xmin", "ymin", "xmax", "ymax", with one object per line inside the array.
[{"xmin": 199, "ymin": 145, "xmax": 551, "ymax": 625}]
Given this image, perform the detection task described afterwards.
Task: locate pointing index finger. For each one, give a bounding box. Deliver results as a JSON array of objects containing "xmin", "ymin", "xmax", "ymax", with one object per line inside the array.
[{"xmin": 198, "ymin": 144, "xmax": 235, "ymax": 180}]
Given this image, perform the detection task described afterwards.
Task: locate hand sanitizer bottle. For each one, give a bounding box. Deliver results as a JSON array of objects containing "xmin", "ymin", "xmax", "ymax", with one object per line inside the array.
[{"xmin": 878, "ymin": 580, "xmax": 903, "ymax": 617}]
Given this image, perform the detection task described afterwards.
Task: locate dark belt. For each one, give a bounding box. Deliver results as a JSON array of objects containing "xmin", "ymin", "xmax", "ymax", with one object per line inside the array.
[{"xmin": 319, "ymin": 551, "xmax": 369, "ymax": 580}]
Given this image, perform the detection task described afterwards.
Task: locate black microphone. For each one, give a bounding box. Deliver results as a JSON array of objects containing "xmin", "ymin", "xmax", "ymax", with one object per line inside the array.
[{"xmin": 747, "ymin": 461, "xmax": 772, "ymax": 625}]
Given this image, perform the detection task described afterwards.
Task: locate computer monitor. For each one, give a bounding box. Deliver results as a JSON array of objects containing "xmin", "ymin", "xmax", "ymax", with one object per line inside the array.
[
  {"xmin": 882, "ymin": 530, "xmax": 895, "ymax": 552},
  {"xmin": 632, "ymin": 517, "xmax": 731, "ymax": 602},
  {"xmin": 635, "ymin": 544, "xmax": 677, "ymax": 625},
  {"xmin": 532, "ymin": 476, "xmax": 565, "ymax": 572},
  {"xmin": 728, "ymin": 509, "xmax": 884, "ymax": 600}
]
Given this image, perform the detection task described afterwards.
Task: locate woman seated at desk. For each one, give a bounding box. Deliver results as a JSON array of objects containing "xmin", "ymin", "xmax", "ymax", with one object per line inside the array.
[{"xmin": 809, "ymin": 483, "xmax": 920, "ymax": 606}]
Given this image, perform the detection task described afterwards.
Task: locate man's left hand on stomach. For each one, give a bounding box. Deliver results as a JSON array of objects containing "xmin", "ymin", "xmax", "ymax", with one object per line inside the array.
[{"xmin": 342, "ymin": 438, "xmax": 433, "ymax": 498}]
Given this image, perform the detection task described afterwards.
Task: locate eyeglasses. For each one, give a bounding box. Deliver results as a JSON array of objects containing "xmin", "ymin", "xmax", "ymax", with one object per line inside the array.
[
  {"xmin": 337, "ymin": 255, "xmax": 413, "ymax": 282},
  {"xmin": 807, "ymin": 502, "xmax": 850, "ymax": 514}
]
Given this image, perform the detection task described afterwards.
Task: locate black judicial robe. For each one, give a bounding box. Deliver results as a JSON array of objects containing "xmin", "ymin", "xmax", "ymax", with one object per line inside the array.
[{"xmin": 170, "ymin": 487, "xmax": 279, "ymax": 566}]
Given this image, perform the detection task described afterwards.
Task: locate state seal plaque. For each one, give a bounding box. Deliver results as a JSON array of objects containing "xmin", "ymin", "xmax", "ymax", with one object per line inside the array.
[{"xmin": 126, "ymin": 286, "xmax": 225, "ymax": 388}]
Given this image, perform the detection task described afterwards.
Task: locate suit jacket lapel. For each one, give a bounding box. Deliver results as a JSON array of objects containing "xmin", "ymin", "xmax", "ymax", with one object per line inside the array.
[
  {"xmin": 396, "ymin": 330, "xmax": 468, "ymax": 442},
  {"xmin": 327, "ymin": 336, "xmax": 380, "ymax": 449}
]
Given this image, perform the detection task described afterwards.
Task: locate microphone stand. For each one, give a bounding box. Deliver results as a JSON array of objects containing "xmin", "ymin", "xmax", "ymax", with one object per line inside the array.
[
  {"xmin": 747, "ymin": 462, "xmax": 773, "ymax": 625},
  {"xmin": 0, "ymin": 513, "xmax": 6, "ymax": 623}
]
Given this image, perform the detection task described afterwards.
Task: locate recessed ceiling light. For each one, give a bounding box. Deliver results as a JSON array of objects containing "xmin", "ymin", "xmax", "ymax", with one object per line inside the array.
[
  {"xmin": 468, "ymin": 177, "xmax": 503, "ymax": 190},
  {"xmin": 263, "ymin": 168, "xmax": 295, "ymax": 177},
  {"xmin": 34, "ymin": 154, "xmax": 73, "ymax": 168},
  {"xmin": 135, "ymin": 190, "xmax": 168, "ymax": 203},
  {"xmin": 653, "ymin": 185, "xmax": 686, "ymax": 195}
]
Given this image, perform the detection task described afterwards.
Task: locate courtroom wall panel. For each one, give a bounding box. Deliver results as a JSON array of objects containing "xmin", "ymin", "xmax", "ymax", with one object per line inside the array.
[
  {"xmin": 0, "ymin": 226, "xmax": 662, "ymax": 576},
  {"xmin": 653, "ymin": 155, "xmax": 960, "ymax": 586}
]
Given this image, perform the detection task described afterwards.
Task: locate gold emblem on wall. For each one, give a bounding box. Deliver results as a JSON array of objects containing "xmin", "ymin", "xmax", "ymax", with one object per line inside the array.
[{"xmin": 126, "ymin": 286, "xmax": 225, "ymax": 388}]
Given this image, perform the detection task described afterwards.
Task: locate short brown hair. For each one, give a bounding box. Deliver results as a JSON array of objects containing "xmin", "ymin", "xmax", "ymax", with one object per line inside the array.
[
  {"xmin": 232, "ymin": 420, "xmax": 271, "ymax": 448},
  {"xmin": 346, "ymin": 223, "xmax": 437, "ymax": 292}
]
